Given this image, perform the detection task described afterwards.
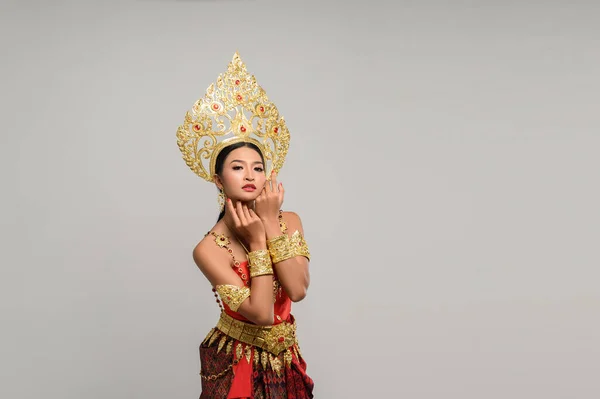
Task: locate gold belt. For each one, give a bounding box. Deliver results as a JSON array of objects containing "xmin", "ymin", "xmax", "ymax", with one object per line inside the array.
[{"xmin": 215, "ymin": 312, "xmax": 297, "ymax": 356}]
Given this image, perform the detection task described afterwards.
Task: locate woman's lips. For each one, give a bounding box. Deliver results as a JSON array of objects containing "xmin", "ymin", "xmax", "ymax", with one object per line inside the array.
[{"xmin": 242, "ymin": 185, "xmax": 256, "ymax": 191}]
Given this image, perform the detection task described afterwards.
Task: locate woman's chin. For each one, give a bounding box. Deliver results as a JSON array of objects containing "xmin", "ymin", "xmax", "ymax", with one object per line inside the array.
[{"xmin": 232, "ymin": 192, "xmax": 260, "ymax": 202}]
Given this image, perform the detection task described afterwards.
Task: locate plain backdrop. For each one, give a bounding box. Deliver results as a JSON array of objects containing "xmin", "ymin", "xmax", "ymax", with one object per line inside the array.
[{"xmin": 1, "ymin": 0, "xmax": 599, "ymax": 398}]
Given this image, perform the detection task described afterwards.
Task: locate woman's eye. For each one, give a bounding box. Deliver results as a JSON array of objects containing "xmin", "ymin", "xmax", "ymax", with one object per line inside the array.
[
  {"xmin": 233, "ymin": 166, "xmax": 242, "ymax": 170},
  {"xmin": 255, "ymin": 167, "xmax": 264, "ymax": 172}
]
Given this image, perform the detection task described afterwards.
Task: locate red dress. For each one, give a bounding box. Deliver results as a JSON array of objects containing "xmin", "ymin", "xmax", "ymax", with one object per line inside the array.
[{"xmin": 199, "ymin": 259, "xmax": 314, "ymax": 399}]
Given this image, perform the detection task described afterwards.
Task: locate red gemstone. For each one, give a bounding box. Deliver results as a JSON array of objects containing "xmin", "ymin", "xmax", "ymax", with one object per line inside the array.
[
  {"xmin": 240, "ymin": 126, "xmax": 246, "ymax": 132},
  {"xmin": 278, "ymin": 336, "xmax": 284, "ymax": 342},
  {"xmin": 259, "ymin": 106, "xmax": 265, "ymax": 112},
  {"xmin": 235, "ymin": 79, "xmax": 240, "ymax": 85},
  {"xmin": 212, "ymin": 104, "xmax": 219, "ymax": 110},
  {"xmin": 236, "ymin": 94, "xmax": 243, "ymax": 101},
  {"xmin": 273, "ymin": 127, "xmax": 279, "ymax": 133},
  {"xmin": 193, "ymin": 124, "xmax": 201, "ymax": 131}
]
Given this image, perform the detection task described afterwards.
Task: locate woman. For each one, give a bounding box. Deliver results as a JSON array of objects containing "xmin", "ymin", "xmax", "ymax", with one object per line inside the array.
[{"xmin": 176, "ymin": 52, "xmax": 314, "ymax": 398}]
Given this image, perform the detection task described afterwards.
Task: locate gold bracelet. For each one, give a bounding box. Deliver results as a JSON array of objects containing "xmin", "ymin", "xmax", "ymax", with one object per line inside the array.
[
  {"xmin": 267, "ymin": 234, "xmax": 294, "ymax": 264},
  {"xmin": 248, "ymin": 250, "xmax": 274, "ymax": 278}
]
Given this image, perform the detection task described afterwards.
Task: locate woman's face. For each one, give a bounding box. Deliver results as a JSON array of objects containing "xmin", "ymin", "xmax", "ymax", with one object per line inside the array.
[{"xmin": 216, "ymin": 146, "xmax": 266, "ymax": 202}]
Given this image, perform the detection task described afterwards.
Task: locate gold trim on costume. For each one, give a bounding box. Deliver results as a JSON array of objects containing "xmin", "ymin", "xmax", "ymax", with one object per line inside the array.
[{"xmin": 201, "ymin": 320, "xmax": 304, "ymax": 378}]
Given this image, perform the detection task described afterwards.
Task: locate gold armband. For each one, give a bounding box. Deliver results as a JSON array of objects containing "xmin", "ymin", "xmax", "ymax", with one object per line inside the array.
[
  {"xmin": 268, "ymin": 231, "xmax": 311, "ymax": 263},
  {"xmin": 215, "ymin": 284, "xmax": 250, "ymax": 311},
  {"xmin": 248, "ymin": 249, "xmax": 274, "ymax": 278},
  {"xmin": 267, "ymin": 234, "xmax": 294, "ymax": 263},
  {"xmin": 290, "ymin": 230, "xmax": 310, "ymax": 260}
]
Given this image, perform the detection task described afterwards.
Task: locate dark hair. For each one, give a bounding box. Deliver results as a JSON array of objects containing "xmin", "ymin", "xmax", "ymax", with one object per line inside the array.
[{"xmin": 215, "ymin": 142, "xmax": 265, "ymax": 221}]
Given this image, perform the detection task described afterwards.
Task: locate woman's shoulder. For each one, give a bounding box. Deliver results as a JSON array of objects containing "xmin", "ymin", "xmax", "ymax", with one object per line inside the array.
[
  {"xmin": 280, "ymin": 209, "xmax": 301, "ymax": 221},
  {"xmin": 280, "ymin": 210, "xmax": 305, "ymax": 233},
  {"xmin": 192, "ymin": 224, "xmax": 227, "ymax": 268}
]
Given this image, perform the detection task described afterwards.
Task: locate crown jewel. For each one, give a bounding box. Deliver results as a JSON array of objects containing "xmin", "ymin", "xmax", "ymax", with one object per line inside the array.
[{"xmin": 176, "ymin": 52, "xmax": 290, "ymax": 182}]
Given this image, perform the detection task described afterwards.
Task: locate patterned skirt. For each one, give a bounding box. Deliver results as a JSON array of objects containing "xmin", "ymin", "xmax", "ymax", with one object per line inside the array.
[{"xmin": 199, "ymin": 327, "xmax": 314, "ymax": 399}]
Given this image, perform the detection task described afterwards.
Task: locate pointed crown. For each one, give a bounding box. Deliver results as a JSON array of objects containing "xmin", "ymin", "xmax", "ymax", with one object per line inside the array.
[{"xmin": 176, "ymin": 52, "xmax": 290, "ymax": 182}]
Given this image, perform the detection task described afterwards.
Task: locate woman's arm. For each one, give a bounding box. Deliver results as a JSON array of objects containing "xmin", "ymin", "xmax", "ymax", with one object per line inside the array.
[
  {"xmin": 193, "ymin": 239, "xmax": 274, "ymax": 326},
  {"xmin": 262, "ymin": 211, "xmax": 310, "ymax": 302}
]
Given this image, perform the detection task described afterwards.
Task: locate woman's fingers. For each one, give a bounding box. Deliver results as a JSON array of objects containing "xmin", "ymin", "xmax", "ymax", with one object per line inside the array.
[
  {"xmin": 248, "ymin": 207, "xmax": 256, "ymax": 217},
  {"xmin": 236, "ymin": 200, "xmax": 248, "ymax": 226},
  {"xmin": 271, "ymin": 171, "xmax": 278, "ymax": 193},
  {"xmin": 278, "ymin": 182, "xmax": 285, "ymax": 204},
  {"xmin": 265, "ymin": 173, "xmax": 273, "ymax": 194},
  {"xmin": 248, "ymin": 207, "xmax": 259, "ymax": 221},
  {"xmin": 258, "ymin": 186, "xmax": 266, "ymax": 200},
  {"xmin": 242, "ymin": 204, "xmax": 252, "ymax": 224},
  {"xmin": 226, "ymin": 198, "xmax": 241, "ymax": 226}
]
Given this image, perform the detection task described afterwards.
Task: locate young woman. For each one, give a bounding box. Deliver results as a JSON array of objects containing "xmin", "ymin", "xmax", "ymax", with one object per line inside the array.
[{"xmin": 176, "ymin": 53, "xmax": 314, "ymax": 398}]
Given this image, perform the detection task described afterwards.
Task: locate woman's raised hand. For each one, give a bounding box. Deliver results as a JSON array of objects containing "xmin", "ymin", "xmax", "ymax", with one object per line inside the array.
[
  {"xmin": 226, "ymin": 198, "xmax": 266, "ymax": 247},
  {"xmin": 254, "ymin": 170, "xmax": 284, "ymax": 222}
]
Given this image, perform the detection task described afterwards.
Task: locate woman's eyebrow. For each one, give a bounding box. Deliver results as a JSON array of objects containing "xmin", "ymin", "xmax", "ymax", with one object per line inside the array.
[{"xmin": 229, "ymin": 159, "xmax": 264, "ymax": 165}]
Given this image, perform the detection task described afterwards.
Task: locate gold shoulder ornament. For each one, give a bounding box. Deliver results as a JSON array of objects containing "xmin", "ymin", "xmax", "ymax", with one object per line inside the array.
[{"xmin": 176, "ymin": 52, "xmax": 291, "ymax": 182}]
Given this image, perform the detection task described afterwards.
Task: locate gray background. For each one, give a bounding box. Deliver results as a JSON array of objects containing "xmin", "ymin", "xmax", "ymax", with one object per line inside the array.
[{"xmin": 1, "ymin": 0, "xmax": 599, "ymax": 398}]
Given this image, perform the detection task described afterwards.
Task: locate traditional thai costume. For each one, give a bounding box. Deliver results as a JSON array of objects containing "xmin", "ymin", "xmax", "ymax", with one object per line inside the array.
[{"xmin": 176, "ymin": 52, "xmax": 314, "ymax": 399}]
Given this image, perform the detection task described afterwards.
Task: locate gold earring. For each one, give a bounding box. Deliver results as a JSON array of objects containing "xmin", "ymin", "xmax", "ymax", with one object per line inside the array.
[{"xmin": 217, "ymin": 189, "xmax": 225, "ymax": 212}]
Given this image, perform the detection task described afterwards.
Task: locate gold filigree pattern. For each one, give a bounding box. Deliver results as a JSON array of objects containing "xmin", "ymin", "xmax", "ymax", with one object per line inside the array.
[
  {"xmin": 213, "ymin": 233, "xmax": 230, "ymax": 248},
  {"xmin": 293, "ymin": 345, "xmax": 300, "ymax": 361},
  {"xmin": 215, "ymin": 310, "xmax": 298, "ymax": 356},
  {"xmin": 215, "ymin": 284, "xmax": 250, "ymax": 311},
  {"xmin": 284, "ymin": 348, "xmax": 293, "ymax": 367},
  {"xmin": 208, "ymin": 330, "xmax": 220, "ymax": 347},
  {"xmin": 248, "ymin": 249, "xmax": 273, "ymax": 277},
  {"xmin": 269, "ymin": 353, "xmax": 282, "ymax": 376},
  {"xmin": 176, "ymin": 52, "xmax": 290, "ymax": 182},
  {"xmin": 262, "ymin": 320, "xmax": 297, "ymax": 355},
  {"xmin": 245, "ymin": 346, "xmax": 252, "ymax": 363},
  {"xmin": 217, "ymin": 335, "xmax": 227, "ymax": 353},
  {"xmin": 235, "ymin": 343, "xmax": 243, "ymax": 361},
  {"xmin": 290, "ymin": 230, "xmax": 311, "ymax": 260},
  {"xmin": 202, "ymin": 328, "xmax": 216, "ymax": 345},
  {"xmin": 267, "ymin": 234, "xmax": 293, "ymax": 264},
  {"xmin": 203, "ymin": 329, "xmax": 303, "ymax": 373},
  {"xmin": 261, "ymin": 350, "xmax": 269, "ymax": 370},
  {"xmin": 254, "ymin": 350, "xmax": 260, "ymax": 366}
]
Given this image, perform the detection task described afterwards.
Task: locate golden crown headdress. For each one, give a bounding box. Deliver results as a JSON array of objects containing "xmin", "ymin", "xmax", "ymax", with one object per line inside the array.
[{"xmin": 176, "ymin": 52, "xmax": 290, "ymax": 183}]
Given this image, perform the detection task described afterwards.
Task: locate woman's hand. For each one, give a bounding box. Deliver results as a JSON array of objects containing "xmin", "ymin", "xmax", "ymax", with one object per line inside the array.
[
  {"xmin": 254, "ymin": 170, "xmax": 284, "ymax": 223},
  {"xmin": 226, "ymin": 198, "xmax": 266, "ymax": 248}
]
